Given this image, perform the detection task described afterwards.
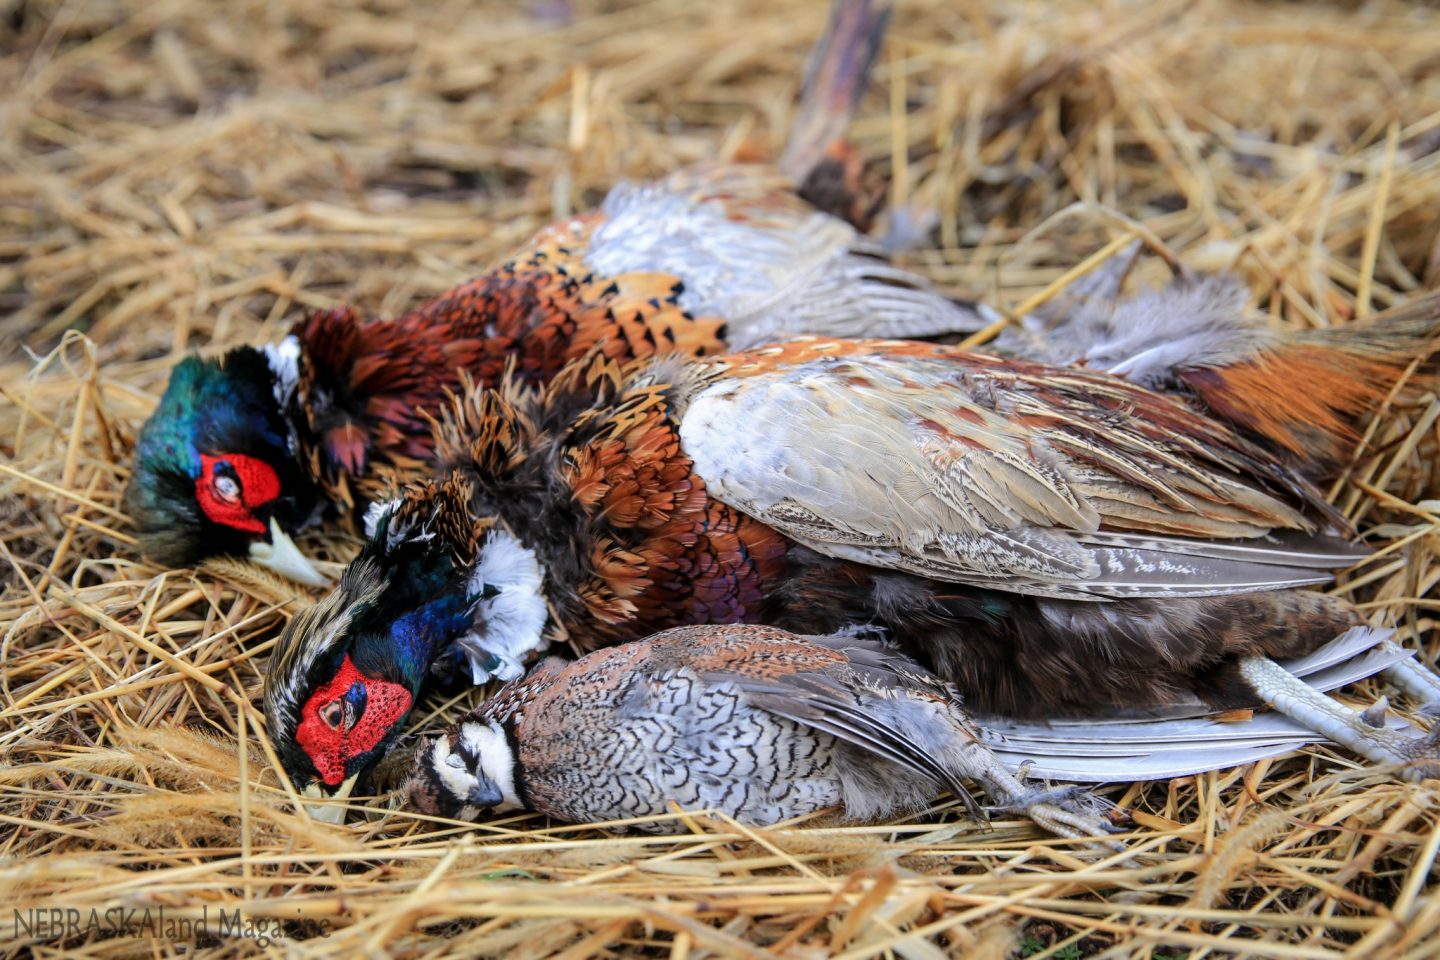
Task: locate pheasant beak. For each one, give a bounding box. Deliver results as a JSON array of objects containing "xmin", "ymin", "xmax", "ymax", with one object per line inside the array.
[
  {"xmin": 249, "ymin": 517, "xmax": 327, "ymax": 587},
  {"xmin": 301, "ymin": 773, "xmax": 359, "ymax": 824}
]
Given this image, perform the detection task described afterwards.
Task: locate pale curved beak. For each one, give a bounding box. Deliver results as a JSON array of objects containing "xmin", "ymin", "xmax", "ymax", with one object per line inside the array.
[
  {"xmin": 249, "ymin": 517, "xmax": 328, "ymax": 587},
  {"xmin": 301, "ymin": 774, "xmax": 359, "ymax": 824}
]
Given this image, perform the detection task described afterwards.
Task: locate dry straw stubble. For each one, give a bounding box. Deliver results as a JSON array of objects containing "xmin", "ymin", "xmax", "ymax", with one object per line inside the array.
[{"xmin": 2, "ymin": 0, "xmax": 1440, "ymax": 957}]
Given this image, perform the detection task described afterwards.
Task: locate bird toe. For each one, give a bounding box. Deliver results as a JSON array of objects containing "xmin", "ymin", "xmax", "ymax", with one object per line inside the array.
[{"xmin": 1398, "ymin": 721, "xmax": 1440, "ymax": 779}]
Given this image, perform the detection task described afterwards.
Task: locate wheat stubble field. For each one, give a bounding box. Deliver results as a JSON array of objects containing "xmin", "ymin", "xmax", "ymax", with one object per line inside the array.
[{"xmin": 2, "ymin": 0, "xmax": 1440, "ymax": 957}]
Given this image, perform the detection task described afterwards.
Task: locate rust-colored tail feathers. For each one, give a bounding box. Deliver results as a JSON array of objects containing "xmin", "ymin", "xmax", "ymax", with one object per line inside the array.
[
  {"xmin": 781, "ymin": 0, "xmax": 893, "ymax": 230},
  {"xmin": 996, "ymin": 258, "xmax": 1440, "ymax": 476},
  {"xmin": 1180, "ymin": 290, "xmax": 1440, "ymax": 471}
]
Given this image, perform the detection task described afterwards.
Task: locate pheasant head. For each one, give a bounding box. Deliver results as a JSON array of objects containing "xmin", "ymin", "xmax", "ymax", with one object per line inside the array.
[
  {"xmin": 261, "ymin": 472, "xmax": 558, "ymax": 818},
  {"xmin": 123, "ymin": 343, "xmax": 326, "ymax": 585}
]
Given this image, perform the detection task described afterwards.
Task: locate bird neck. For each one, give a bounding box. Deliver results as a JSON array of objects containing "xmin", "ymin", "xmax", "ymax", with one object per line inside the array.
[
  {"xmin": 357, "ymin": 538, "xmax": 477, "ymax": 693},
  {"xmin": 547, "ymin": 372, "xmax": 789, "ymax": 645}
]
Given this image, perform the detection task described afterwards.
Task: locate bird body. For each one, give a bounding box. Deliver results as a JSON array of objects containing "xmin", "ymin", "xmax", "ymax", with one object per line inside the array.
[
  {"xmin": 390, "ymin": 335, "xmax": 1370, "ymax": 703},
  {"xmin": 402, "ymin": 624, "xmax": 1114, "ymax": 839},
  {"xmin": 264, "ymin": 295, "xmax": 1440, "ymax": 805},
  {"xmin": 123, "ymin": 0, "xmax": 981, "ymax": 582}
]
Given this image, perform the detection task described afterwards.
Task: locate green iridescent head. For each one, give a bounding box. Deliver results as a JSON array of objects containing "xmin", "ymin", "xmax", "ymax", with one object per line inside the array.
[{"xmin": 124, "ymin": 345, "xmax": 325, "ymax": 584}]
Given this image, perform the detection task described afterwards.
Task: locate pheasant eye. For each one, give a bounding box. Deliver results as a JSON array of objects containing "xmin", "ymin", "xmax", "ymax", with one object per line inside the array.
[
  {"xmin": 196, "ymin": 453, "xmax": 283, "ymax": 535},
  {"xmin": 319, "ymin": 679, "xmax": 368, "ymax": 730},
  {"xmin": 319, "ymin": 699, "xmax": 345, "ymax": 729},
  {"xmin": 213, "ymin": 472, "xmax": 241, "ymax": 503},
  {"xmin": 294, "ymin": 655, "xmax": 412, "ymax": 786}
]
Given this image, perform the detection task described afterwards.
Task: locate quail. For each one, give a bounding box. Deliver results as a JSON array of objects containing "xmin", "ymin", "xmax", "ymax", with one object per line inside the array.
[{"xmin": 401, "ymin": 623, "xmax": 1118, "ymax": 840}]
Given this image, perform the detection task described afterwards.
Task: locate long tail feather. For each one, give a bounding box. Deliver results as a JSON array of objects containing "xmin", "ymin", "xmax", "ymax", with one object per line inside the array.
[
  {"xmin": 782, "ymin": 0, "xmax": 893, "ymax": 230},
  {"xmin": 780, "ymin": 0, "xmax": 892, "ymax": 185}
]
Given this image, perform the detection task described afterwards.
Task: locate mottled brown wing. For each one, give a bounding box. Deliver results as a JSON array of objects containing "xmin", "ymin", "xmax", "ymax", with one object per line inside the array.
[{"xmin": 676, "ymin": 339, "xmax": 1362, "ymax": 600}]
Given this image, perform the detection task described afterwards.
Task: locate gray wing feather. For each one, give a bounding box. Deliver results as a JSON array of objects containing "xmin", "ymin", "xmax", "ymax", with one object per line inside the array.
[
  {"xmin": 980, "ymin": 627, "xmax": 1418, "ymax": 781},
  {"xmin": 679, "ymin": 351, "xmax": 1354, "ymax": 600},
  {"xmin": 587, "ymin": 172, "xmax": 982, "ymax": 347}
]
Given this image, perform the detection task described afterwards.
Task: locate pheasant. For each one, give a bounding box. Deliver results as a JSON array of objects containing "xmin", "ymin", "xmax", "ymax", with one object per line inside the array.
[
  {"xmin": 401, "ymin": 624, "xmax": 1118, "ymax": 840},
  {"xmin": 262, "ymin": 291, "xmax": 1440, "ymax": 809},
  {"xmin": 123, "ymin": 0, "xmax": 982, "ymax": 586}
]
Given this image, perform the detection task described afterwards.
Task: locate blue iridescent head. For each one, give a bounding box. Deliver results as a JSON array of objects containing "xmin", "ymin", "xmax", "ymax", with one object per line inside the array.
[{"xmin": 263, "ymin": 493, "xmax": 481, "ymax": 816}]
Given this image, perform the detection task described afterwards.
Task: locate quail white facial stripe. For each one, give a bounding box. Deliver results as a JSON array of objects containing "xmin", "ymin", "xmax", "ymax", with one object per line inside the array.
[
  {"xmin": 429, "ymin": 736, "xmax": 481, "ymax": 807},
  {"xmin": 459, "ymin": 720, "xmax": 522, "ymax": 810}
]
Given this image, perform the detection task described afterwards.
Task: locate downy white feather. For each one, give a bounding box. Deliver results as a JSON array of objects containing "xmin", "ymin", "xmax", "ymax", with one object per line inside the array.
[{"xmin": 456, "ymin": 528, "xmax": 549, "ymax": 684}]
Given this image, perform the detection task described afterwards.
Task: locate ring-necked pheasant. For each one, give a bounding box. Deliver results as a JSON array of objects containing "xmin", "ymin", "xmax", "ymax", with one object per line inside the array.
[
  {"xmin": 401, "ymin": 624, "xmax": 1119, "ymax": 840},
  {"xmin": 123, "ymin": 0, "xmax": 983, "ymax": 586},
  {"xmin": 263, "ymin": 291, "xmax": 1440, "ymax": 809}
]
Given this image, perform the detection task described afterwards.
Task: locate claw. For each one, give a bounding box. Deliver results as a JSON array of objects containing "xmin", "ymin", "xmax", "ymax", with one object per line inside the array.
[
  {"xmin": 987, "ymin": 784, "xmax": 1090, "ymax": 815},
  {"xmin": 1026, "ymin": 801, "xmax": 1127, "ymax": 845},
  {"xmin": 1360, "ymin": 696, "xmax": 1390, "ymax": 728},
  {"xmin": 955, "ymin": 741, "xmax": 1128, "ymax": 850},
  {"xmin": 1398, "ymin": 723, "xmax": 1440, "ymax": 779}
]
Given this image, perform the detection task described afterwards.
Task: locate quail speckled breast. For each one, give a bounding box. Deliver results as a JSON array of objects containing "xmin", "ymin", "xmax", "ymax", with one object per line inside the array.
[
  {"xmin": 121, "ymin": 0, "xmax": 985, "ymax": 587},
  {"xmin": 402, "ymin": 624, "xmax": 1117, "ymax": 839}
]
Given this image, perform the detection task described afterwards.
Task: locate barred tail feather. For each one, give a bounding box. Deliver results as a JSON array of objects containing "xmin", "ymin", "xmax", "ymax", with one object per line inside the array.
[
  {"xmin": 780, "ymin": 0, "xmax": 892, "ymax": 187},
  {"xmin": 782, "ymin": 0, "xmax": 893, "ymax": 230}
]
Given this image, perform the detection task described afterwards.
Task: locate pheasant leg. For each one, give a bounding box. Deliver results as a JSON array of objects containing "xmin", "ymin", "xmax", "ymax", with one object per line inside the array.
[
  {"xmin": 954, "ymin": 741, "xmax": 1125, "ymax": 847},
  {"xmin": 1378, "ymin": 639, "xmax": 1440, "ymax": 705},
  {"xmin": 1239, "ymin": 655, "xmax": 1440, "ymax": 777}
]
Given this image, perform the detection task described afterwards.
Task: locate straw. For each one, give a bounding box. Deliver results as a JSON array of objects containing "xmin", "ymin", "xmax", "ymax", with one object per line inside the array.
[{"xmin": 3, "ymin": 0, "xmax": 1439, "ymax": 956}]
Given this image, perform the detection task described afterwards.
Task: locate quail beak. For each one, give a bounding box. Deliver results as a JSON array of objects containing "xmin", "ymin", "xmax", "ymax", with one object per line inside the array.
[
  {"xmin": 301, "ymin": 774, "xmax": 359, "ymax": 824},
  {"xmin": 467, "ymin": 780, "xmax": 504, "ymax": 808},
  {"xmin": 249, "ymin": 517, "xmax": 328, "ymax": 587}
]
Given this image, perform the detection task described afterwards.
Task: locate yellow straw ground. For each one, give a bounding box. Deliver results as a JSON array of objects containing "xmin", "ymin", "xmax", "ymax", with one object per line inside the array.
[{"xmin": 2, "ymin": 1, "xmax": 1438, "ymax": 956}]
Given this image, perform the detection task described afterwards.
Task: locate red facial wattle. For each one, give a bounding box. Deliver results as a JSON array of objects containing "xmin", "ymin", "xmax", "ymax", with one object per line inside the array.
[
  {"xmin": 294, "ymin": 654, "xmax": 414, "ymax": 786},
  {"xmin": 195, "ymin": 453, "xmax": 282, "ymax": 535}
]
